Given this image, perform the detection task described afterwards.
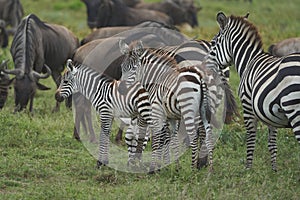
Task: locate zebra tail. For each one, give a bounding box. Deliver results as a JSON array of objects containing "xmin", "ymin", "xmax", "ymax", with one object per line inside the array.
[{"xmin": 223, "ymin": 80, "xmax": 240, "ymax": 124}]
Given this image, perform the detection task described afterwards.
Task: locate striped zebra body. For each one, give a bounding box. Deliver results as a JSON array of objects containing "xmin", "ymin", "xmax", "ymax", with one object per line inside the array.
[
  {"xmin": 123, "ymin": 40, "xmax": 237, "ymax": 170},
  {"xmin": 209, "ymin": 12, "xmax": 300, "ymax": 171},
  {"xmin": 119, "ymin": 40, "xmax": 214, "ymax": 172},
  {"xmin": 55, "ymin": 59, "xmax": 152, "ymax": 167}
]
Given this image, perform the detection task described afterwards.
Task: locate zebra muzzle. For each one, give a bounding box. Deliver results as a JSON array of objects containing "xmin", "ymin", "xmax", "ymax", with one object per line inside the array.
[{"xmin": 55, "ymin": 91, "xmax": 64, "ymax": 102}]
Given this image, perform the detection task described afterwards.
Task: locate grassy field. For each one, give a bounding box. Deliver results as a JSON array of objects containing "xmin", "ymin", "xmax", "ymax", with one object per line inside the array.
[{"xmin": 0, "ymin": 0, "xmax": 300, "ymax": 199}]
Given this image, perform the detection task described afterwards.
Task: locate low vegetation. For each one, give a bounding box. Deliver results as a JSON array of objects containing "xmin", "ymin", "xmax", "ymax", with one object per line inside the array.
[{"xmin": 0, "ymin": 0, "xmax": 299, "ymax": 199}]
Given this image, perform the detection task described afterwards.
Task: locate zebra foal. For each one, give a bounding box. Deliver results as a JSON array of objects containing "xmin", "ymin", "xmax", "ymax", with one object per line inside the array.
[
  {"xmin": 55, "ymin": 59, "xmax": 152, "ymax": 167},
  {"xmin": 119, "ymin": 40, "xmax": 214, "ymax": 173},
  {"xmin": 208, "ymin": 12, "xmax": 300, "ymax": 171}
]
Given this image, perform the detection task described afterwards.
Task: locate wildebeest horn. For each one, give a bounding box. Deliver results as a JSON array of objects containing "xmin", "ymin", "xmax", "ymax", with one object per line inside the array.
[
  {"xmin": 0, "ymin": 60, "xmax": 24, "ymax": 78},
  {"xmin": 31, "ymin": 64, "xmax": 52, "ymax": 79}
]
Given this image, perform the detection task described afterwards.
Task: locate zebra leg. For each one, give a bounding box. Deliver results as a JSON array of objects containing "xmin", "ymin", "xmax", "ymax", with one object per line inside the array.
[
  {"xmin": 162, "ymin": 122, "xmax": 171, "ymax": 165},
  {"xmin": 125, "ymin": 119, "xmax": 138, "ymax": 166},
  {"xmin": 169, "ymin": 119, "xmax": 181, "ymax": 170},
  {"xmin": 196, "ymin": 118, "xmax": 208, "ymax": 169},
  {"xmin": 200, "ymin": 109, "xmax": 214, "ymax": 172},
  {"xmin": 244, "ymin": 115, "xmax": 258, "ymax": 170},
  {"xmin": 136, "ymin": 118, "xmax": 148, "ymax": 161},
  {"xmin": 149, "ymin": 122, "xmax": 164, "ymax": 174},
  {"xmin": 268, "ymin": 126, "xmax": 278, "ymax": 171},
  {"xmin": 96, "ymin": 116, "xmax": 113, "ymax": 168}
]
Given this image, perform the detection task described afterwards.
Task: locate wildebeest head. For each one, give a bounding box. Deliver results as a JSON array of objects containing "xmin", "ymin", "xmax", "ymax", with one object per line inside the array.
[
  {"xmin": 0, "ymin": 62, "xmax": 51, "ymax": 112},
  {"xmin": 81, "ymin": 0, "xmax": 103, "ymax": 29},
  {"xmin": 171, "ymin": 0, "xmax": 200, "ymax": 27}
]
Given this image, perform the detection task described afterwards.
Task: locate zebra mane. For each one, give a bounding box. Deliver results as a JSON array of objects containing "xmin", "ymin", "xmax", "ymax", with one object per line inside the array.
[
  {"xmin": 146, "ymin": 46, "xmax": 179, "ymax": 70},
  {"xmin": 70, "ymin": 61, "xmax": 115, "ymax": 82},
  {"xmin": 229, "ymin": 15, "xmax": 263, "ymax": 50}
]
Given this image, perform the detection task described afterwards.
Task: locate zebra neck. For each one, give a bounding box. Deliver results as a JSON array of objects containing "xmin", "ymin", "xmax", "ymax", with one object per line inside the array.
[
  {"xmin": 232, "ymin": 39, "xmax": 264, "ymax": 78},
  {"xmin": 138, "ymin": 50, "xmax": 178, "ymax": 86},
  {"xmin": 76, "ymin": 67, "xmax": 111, "ymax": 103}
]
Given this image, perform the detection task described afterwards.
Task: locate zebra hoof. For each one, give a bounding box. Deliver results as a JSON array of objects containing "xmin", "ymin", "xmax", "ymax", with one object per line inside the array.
[
  {"xmin": 96, "ymin": 160, "xmax": 108, "ymax": 169},
  {"xmin": 197, "ymin": 156, "xmax": 208, "ymax": 169}
]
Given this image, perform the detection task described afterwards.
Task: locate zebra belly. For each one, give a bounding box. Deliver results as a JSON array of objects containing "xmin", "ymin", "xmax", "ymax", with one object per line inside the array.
[
  {"xmin": 253, "ymin": 103, "xmax": 289, "ymax": 128},
  {"xmin": 252, "ymin": 81, "xmax": 300, "ymax": 128}
]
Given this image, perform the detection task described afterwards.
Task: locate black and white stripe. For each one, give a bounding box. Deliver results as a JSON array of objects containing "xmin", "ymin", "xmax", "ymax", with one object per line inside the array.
[
  {"xmin": 55, "ymin": 59, "xmax": 152, "ymax": 167},
  {"xmin": 209, "ymin": 12, "xmax": 300, "ymax": 171},
  {"xmin": 119, "ymin": 40, "xmax": 214, "ymax": 172}
]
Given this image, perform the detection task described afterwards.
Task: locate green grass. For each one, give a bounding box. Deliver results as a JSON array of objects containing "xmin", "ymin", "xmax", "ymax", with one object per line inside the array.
[{"xmin": 0, "ymin": 0, "xmax": 300, "ymax": 199}]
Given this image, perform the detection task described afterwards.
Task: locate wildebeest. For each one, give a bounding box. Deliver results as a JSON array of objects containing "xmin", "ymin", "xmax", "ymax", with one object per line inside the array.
[
  {"xmin": 0, "ymin": 19, "xmax": 8, "ymax": 48},
  {"xmin": 122, "ymin": 0, "xmax": 141, "ymax": 7},
  {"xmin": 73, "ymin": 24, "xmax": 187, "ymax": 142},
  {"xmin": 0, "ymin": 60, "xmax": 12, "ymax": 109},
  {"xmin": 80, "ymin": 21, "xmax": 180, "ymax": 45},
  {"xmin": 80, "ymin": 27, "xmax": 131, "ymax": 45},
  {"xmin": 81, "ymin": 0, "xmax": 173, "ymax": 29},
  {"xmin": 0, "ymin": 0, "xmax": 24, "ymax": 35},
  {"xmin": 134, "ymin": 0, "xmax": 200, "ymax": 27},
  {"xmin": 268, "ymin": 37, "xmax": 300, "ymax": 57},
  {"xmin": 0, "ymin": 14, "xmax": 79, "ymax": 112}
]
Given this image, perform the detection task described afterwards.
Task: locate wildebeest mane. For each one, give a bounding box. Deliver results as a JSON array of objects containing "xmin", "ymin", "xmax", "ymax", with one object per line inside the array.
[{"xmin": 11, "ymin": 14, "xmax": 57, "ymax": 75}]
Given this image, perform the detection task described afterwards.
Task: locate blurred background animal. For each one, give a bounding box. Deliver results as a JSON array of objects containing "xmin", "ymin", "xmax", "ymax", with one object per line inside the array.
[
  {"xmin": 0, "ymin": 14, "xmax": 79, "ymax": 112},
  {"xmin": 80, "ymin": 0, "xmax": 173, "ymax": 29},
  {"xmin": 0, "ymin": 0, "xmax": 24, "ymax": 35},
  {"xmin": 268, "ymin": 37, "xmax": 300, "ymax": 57}
]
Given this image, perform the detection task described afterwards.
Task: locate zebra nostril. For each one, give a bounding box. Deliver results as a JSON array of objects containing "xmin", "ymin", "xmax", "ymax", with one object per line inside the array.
[{"xmin": 55, "ymin": 92, "xmax": 64, "ymax": 102}]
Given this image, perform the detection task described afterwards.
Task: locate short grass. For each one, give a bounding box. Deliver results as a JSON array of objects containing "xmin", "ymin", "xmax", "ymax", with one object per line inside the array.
[{"xmin": 0, "ymin": 0, "xmax": 299, "ymax": 199}]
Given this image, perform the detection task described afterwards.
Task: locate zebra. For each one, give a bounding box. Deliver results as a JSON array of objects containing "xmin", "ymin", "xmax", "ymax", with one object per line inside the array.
[
  {"xmin": 208, "ymin": 12, "xmax": 300, "ymax": 171},
  {"xmin": 55, "ymin": 59, "xmax": 152, "ymax": 167},
  {"xmin": 125, "ymin": 40, "xmax": 238, "ymax": 169},
  {"xmin": 119, "ymin": 40, "xmax": 215, "ymax": 173},
  {"xmin": 174, "ymin": 40, "xmax": 238, "ymax": 124}
]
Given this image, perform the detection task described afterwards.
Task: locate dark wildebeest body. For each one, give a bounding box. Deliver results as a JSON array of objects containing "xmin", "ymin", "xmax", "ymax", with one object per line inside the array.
[
  {"xmin": 81, "ymin": 0, "xmax": 173, "ymax": 29},
  {"xmin": 122, "ymin": 0, "xmax": 141, "ymax": 7},
  {"xmin": 1, "ymin": 14, "xmax": 79, "ymax": 112},
  {"xmin": 80, "ymin": 21, "xmax": 180, "ymax": 45},
  {"xmin": 0, "ymin": 0, "xmax": 23, "ymax": 35},
  {"xmin": 268, "ymin": 37, "xmax": 300, "ymax": 57},
  {"xmin": 134, "ymin": 1, "xmax": 199, "ymax": 27}
]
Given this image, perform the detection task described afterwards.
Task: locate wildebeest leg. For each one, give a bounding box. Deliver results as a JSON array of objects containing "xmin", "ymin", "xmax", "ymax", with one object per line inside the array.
[
  {"xmin": 85, "ymin": 104, "xmax": 96, "ymax": 143},
  {"xmin": 115, "ymin": 121, "xmax": 126, "ymax": 144},
  {"xmin": 51, "ymin": 70, "xmax": 62, "ymax": 112},
  {"xmin": 29, "ymin": 94, "xmax": 34, "ymax": 113}
]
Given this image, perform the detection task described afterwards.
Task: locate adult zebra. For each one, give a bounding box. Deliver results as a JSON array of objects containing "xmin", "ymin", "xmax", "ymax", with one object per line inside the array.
[
  {"xmin": 55, "ymin": 59, "xmax": 152, "ymax": 167},
  {"xmin": 208, "ymin": 12, "xmax": 300, "ymax": 171},
  {"xmin": 119, "ymin": 40, "xmax": 219, "ymax": 173}
]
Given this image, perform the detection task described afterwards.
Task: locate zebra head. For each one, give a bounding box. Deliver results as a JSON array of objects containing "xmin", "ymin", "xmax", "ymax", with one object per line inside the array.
[
  {"xmin": 209, "ymin": 12, "xmax": 250, "ymax": 70},
  {"xmin": 118, "ymin": 40, "xmax": 143, "ymax": 94},
  {"xmin": 55, "ymin": 59, "xmax": 78, "ymax": 102}
]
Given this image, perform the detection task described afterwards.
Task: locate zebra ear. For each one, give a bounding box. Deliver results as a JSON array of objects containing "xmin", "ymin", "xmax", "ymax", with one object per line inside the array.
[
  {"xmin": 119, "ymin": 39, "xmax": 129, "ymax": 55},
  {"xmin": 244, "ymin": 12, "xmax": 250, "ymax": 19},
  {"xmin": 134, "ymin": 40, "xmax": 144, "ymax": 56},
  {"xmin": 217, "ymin": 12, "xmax": 228, "ymax": 30},
  {"xmin": 66, "ymin": 59, "xmax": 78, "ymax": 75}
]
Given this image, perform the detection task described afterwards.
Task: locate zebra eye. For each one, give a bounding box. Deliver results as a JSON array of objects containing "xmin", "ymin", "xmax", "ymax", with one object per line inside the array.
[{"xmin": 63, "ymin": 79, "xmax": 69, "ymax": 84}]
